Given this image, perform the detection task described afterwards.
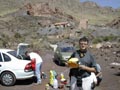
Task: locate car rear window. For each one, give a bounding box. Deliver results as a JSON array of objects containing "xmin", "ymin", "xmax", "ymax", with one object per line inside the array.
[
  {"xmin": 7, "ymin": 51, "xmax": 17, "ymax": 58},
  {"xmin": 60, "ymin": 47, "xmax": 74, "ymax": 52}
]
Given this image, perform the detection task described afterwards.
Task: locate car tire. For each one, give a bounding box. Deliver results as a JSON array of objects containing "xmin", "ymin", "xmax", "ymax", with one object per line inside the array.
[
  {"xmin": 58, "ymin": 60, "xmax": 61, "ymax": 65},
  {"xmin": 57, "ymin": 57, "xmax": 62, "ymax": 65},
  {"xmin": 0, "ymin": 71, "xmax": 16, "ymax": 86}
]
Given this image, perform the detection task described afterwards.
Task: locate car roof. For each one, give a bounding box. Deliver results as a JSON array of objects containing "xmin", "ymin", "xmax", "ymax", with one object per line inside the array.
[
  {"xmin": 58, "ymin": 44, "xmax": 73, "ymax": 48},
  {"xmin": 0, "ymin": 49, "xmax": 14, "ymax": 53},
  {"xmin": 18, "ymin": 43, "xmax": 29, "ymax": 46}
]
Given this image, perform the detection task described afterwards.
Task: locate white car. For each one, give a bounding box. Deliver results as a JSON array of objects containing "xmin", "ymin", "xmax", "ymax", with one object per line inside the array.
[{"xmin": 0, "ymin": 49, "xmax": 35, "ymax": 86}]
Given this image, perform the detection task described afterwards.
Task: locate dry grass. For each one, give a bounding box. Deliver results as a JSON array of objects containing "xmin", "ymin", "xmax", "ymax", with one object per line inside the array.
[{"xmin": 0, "ymin": 8, "xmax": 19, "ymax": 17}]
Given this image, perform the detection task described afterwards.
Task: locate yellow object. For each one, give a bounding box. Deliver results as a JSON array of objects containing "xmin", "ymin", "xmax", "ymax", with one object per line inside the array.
[
  {"xmin": 49, "ymin": 70, "xmax": 57, "ymax": 86},
  {"xmin": 60, "ymin": 73, "xmax": 66, "ymax": 81},
  {"xmin": 45, "ymin": 84, "xmax": 50, "ymax": 90},
  {"xmin": 67, "ymin": 58, "xmax": 79, "ymax": 68},
  {"xmin": 49, "ymin": 70, "xmax": 54, "ymax": 85}
]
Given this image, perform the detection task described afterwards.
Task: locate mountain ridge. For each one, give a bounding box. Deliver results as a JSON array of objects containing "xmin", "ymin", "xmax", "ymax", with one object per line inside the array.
[{"xmin": 0, "ymin": 0, "xmax": 120, "ymax": 25}]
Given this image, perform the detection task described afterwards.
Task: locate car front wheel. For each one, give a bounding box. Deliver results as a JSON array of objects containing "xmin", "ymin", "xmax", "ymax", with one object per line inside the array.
[{"xmin": 0, "ymin": 71, "xmax": 16, "ymax": 86}]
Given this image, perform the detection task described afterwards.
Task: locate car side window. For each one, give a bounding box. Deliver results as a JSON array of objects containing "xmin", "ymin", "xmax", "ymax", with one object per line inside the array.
[
  {"xmin": 0, "ymin": 53, "xmax": 3, "ymax": 62},
  {"xmin": 3, "ymin": 53, "xmax": 11, "ymax": 62}
]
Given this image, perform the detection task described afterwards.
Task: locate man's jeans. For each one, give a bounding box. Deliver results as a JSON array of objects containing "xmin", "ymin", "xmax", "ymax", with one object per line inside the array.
[
  {"xmin": 70, "ymin": 76, "xmax": 83, "ymax": 90},
  {"xmin": 35, "ymin": 62, "xmax": 42, "ymax": 83}
]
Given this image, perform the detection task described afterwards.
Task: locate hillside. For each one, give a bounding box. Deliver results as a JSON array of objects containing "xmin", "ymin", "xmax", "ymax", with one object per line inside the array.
[
  {"xmin": 0, "ymin": 0, "xmax": 120, "ymax": 49},
  {"xmin": 0, "ymin": 0, "xmax": 120, "ymax": 24}
]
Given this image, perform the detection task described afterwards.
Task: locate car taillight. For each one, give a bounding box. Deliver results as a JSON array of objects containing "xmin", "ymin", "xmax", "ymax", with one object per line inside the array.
[
  {"xmin": 24, "ymin": 58, "xmax": 36, "ymax": 72},
  {"xmin": 24, "ymin": 62, "xmax": 32, "ymax": 72},
  {"xmin": 31, "ymin": 58, "xmax": 36, "ymax": 71}
]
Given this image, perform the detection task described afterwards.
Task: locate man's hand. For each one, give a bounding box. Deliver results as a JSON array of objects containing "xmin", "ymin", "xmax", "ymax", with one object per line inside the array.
[{"xmin": 64, "ymin": 62, "xmax": 69, "ymax": 67}]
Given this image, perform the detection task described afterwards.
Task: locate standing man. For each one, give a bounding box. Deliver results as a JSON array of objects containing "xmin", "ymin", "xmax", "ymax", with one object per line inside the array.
[
  {"xmin": 68, "ymin": 37, "xmax": 97, "ymax": 90},
  {"xmin": 29, "ymin": 52, "xmax": 43, "ymax": 85}
]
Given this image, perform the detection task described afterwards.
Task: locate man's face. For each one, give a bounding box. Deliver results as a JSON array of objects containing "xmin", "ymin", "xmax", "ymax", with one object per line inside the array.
[{"xmin": 79, "ymin": 41, "xmax": 88, "ymax": 50}]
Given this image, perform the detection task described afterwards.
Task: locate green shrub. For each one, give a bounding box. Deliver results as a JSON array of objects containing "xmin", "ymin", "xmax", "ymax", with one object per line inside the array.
[
  {"xmin": 14, "ymin": 32, "xmax": 21, "ymax": 38},
  {"xmin": 92, "ymin": 38, "xmax": 102, "ymax": 44},
  {"xmin": 93, "ymin": 35, "xmax": 118, "ymax": 44},
  {"xmin": 102, "ymin": 34, "xmax": 117, "ymax": 42}
]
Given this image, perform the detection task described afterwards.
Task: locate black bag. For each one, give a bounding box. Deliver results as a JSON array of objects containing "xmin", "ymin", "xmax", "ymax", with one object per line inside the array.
[
  {"xmin": 77, "ymin": 76, "xmax": 82, "ymax": 87},
  {"xmin": 91, "ymin": 82, "xmax": 96, "ymax": 89},
  {"xmin": 96, "ymin": 77, "xmax": 102, "ymax": 86}
]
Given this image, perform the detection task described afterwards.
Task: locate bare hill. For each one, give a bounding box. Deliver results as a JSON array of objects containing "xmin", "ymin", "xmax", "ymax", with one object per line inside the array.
[
  {"xmin": 0, "ymin": 0, "xmax": 120, "ymax": 49},
  {"xmin": 0, "ymin": 0, "xmax": 120, "ymax": 24}
]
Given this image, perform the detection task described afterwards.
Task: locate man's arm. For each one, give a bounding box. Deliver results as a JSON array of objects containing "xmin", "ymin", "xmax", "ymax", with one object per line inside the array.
[
  {"xmin": 96, "ymin": 72, "xmax": 102, "ymax": 77},
  {"xmin": 79, "ymin": 65, "xmax": 96, "ymax": 73}
]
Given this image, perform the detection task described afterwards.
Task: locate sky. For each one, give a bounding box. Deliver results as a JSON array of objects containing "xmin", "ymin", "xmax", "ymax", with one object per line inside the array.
[{"xmin": 80, "ymin": 0, "xmax": 120, "ymax": 9}]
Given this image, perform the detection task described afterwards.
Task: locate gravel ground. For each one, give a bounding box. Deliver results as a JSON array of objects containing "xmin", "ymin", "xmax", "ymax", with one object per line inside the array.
[{"xmin": 0, "ymin": 47, "xmax": 120, "ymax": 90}]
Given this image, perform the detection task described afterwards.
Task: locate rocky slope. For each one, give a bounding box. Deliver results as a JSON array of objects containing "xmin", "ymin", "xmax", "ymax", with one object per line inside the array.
[{"xmin": 0, "ymin": 0, "xmax": 120, "ymax": 49}]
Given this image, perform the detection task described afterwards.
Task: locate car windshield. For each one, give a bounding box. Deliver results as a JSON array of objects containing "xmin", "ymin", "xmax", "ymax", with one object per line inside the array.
[
  {"xmin": 60, "ymin": 47, "xmax": 74, "ymax": 52},
  {"xmin": 7, "ymin": 51, "xmax": 18, "ymax": 58}
]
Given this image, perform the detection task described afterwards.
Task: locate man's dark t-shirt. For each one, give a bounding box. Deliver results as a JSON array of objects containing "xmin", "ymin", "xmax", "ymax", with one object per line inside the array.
[{"xmin": 69, "ymin": 50, "xmax": 96, "ymax": 78}]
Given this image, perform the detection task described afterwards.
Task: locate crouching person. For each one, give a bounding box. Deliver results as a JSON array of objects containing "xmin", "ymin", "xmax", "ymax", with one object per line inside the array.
[{"xmin": 25, "ymin": 51, "xmax": 43, "ymax": 85}]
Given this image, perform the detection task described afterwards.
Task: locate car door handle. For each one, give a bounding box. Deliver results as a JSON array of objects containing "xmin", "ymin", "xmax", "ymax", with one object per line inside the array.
[{"xmin": 0, "ymin": 64, "xmax": 1, "ymax": 67}]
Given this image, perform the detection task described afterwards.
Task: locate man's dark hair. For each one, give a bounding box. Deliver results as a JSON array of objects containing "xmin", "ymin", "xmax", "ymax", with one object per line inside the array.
[{"xmin": 79, "ymin": 36, "xmax": 89, "ymax": 43}]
